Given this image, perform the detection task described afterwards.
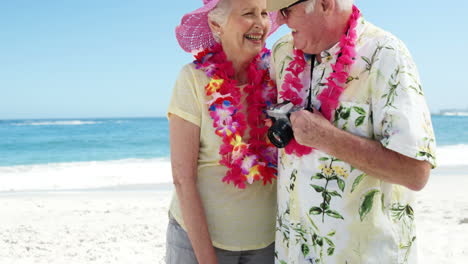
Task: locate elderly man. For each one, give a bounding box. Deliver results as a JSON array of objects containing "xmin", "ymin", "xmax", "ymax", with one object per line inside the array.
[{"xmin": 267, "ymin": 0, "xmax": 437, "ymax": 263}]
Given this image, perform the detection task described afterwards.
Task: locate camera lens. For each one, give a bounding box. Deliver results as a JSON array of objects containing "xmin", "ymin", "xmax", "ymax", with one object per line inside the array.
[{"xmin": 268, "ymin": 119, "xmax": 294, "ymax": 148}]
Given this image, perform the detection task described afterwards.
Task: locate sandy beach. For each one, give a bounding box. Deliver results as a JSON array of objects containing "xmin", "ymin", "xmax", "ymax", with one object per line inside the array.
[
  {"xmin": 414, "ymin": 169, "xmax": 468, "ymax": 263},
  {"xmin": 1, "ymin": 172, "xmax": 467, "ymax": 264},
  {"xmin": 0, "ymin": 185, "xmax": 172, "ymax": 264}
]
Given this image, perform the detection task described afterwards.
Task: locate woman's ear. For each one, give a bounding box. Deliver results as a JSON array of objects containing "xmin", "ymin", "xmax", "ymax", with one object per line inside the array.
[{"xmin": 208, "ymin": 19, "xmax": 222, "ymax": 38}]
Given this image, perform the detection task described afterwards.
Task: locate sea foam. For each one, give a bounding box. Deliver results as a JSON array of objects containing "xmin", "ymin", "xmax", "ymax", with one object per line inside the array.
[
  {"xmin": 0, "ymin": 145, "xmax": 466, "ymax": 192},
  {"xmin": 0, "ymin": 158, "xmax": 172, "ymax": 192},
  {"xmin": 436, "ymin": 144, "xmax": 468, "ymax": 166}
]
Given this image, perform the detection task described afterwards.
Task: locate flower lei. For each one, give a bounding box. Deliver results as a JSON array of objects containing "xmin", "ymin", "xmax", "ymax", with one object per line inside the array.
[
  {"xmin": 279, "ymin": 5, "xmax": 361, "ymax": 157},
  {"xmin": 193, "ymin": 44, "xmax": 277, "ymax": 189}
]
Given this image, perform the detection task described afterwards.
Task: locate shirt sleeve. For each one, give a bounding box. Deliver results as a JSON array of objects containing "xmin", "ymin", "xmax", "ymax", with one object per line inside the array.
[
  {"xmin": 371, "ymin": 38, "xmax": 437, "ymax": 167},
  {"xmin": 167, "ymin": 64, "xmax": 202, "ymax": 127}
]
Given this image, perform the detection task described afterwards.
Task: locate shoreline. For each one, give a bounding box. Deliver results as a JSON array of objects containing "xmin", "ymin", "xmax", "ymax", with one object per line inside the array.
[
  {"xmin": 0, "ymin": 183, "xmax": 174, "ymax": 196},
  {"xmin": 431, "ymin": 165, "xmax": 468, "ymax": 176},
  {"xmin": 1, "ymin": 165, "xmax": 465, "ymax": 195}
]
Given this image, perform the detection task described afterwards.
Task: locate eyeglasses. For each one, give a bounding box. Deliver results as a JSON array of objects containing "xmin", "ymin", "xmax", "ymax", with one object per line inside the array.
[{"xmin": 280, "ymin": 0, "xmax": 308, "ymax": 18}]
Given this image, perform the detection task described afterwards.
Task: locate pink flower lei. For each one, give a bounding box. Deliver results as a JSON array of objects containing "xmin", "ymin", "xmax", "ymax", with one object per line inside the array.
[
  {"xmin": 193, "ymin": 44, "xmax": 277, "ymax": 189},
  {"xmin": 279, "ymin": 5, "xmax": 361, "ymax": 157}
]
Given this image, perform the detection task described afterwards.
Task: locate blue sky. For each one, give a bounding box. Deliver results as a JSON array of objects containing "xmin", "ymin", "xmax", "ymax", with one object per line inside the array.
[{"xmin": 0, "ymin": 0, "xmax": 466, "ymax": 119}]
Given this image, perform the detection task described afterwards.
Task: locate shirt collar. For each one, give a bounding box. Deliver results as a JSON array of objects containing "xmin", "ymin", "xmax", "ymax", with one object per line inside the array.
[{"xmin": 317, "ymin": 16, "xmax": 365, "ymax": 63}]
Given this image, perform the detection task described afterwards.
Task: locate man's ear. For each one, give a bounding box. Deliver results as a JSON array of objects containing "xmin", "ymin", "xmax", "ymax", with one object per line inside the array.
[{"xmin": 320, "ymin": 0, "xmax": 336, "ymax": 15}]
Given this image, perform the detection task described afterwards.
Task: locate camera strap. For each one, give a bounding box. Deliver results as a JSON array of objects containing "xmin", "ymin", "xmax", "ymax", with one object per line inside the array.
[{"xmin": 306, "ymin": 54, "xmax": 316, "ymax": 112}]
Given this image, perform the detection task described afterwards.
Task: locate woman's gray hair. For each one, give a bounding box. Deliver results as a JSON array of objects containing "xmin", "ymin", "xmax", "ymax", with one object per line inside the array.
[
  {"xmin": 305, "ymin": 0, "xmax": 354, "ymax": 13},
  {"xmin": 207, "ymin": 0, "xmax": 232, "ymax": 42}
]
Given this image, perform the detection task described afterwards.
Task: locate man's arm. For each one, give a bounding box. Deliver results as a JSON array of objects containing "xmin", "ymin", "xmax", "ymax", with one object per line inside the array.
[{"xmin": 290, "ymin": 109, "xmax": 431, "ymax": 191}]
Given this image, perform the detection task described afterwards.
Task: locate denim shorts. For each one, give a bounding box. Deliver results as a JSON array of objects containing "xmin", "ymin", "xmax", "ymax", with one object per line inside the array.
[{"xmin": 165, "ymin": 214, "xmax": 274, "ymax": 264}]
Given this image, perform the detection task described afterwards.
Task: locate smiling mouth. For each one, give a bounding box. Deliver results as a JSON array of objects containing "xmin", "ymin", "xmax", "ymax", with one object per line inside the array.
[{"xmin": 245, "ymin": 33, "xmax": 263, "ymax": 41}]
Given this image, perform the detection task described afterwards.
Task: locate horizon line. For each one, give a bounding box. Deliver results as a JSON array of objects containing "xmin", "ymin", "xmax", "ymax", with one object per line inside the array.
[{"xmin": 0, "ymin": 115, "xmax": 167, "ymax": 121}]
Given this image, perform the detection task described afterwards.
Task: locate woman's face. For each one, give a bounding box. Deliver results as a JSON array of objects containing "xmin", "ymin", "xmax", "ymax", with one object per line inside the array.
[{"xmin": 218, "ymin": 0, "xmax": 271, "ymax": 62}]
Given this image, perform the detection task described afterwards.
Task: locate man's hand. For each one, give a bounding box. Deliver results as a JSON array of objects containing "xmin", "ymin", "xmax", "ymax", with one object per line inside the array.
[{"xmin": 289, "ymin": 109, "xmax": 335, "ymax": 150}]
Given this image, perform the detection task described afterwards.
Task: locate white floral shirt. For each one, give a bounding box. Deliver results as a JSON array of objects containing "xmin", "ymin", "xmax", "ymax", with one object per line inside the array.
[{"xmin": 270, "ymin": 17, "xmax": 437, "ymax": 264}]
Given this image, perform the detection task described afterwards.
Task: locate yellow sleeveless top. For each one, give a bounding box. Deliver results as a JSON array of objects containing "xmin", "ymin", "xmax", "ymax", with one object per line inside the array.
[{"xmin": 167, "ymin": 63, "xmax": 276, "ymax": 251}]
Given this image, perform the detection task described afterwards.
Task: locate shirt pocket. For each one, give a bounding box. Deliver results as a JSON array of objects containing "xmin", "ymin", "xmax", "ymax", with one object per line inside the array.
[{"xmin": 333, "ymin": 101, "xmax": 372, "ymax": 138}]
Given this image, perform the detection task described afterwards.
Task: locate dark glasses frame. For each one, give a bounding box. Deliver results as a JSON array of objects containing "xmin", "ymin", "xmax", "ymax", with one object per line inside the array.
[{"xmin": 280, "ymin": 0, "xmax": 309, "ymax": 18}]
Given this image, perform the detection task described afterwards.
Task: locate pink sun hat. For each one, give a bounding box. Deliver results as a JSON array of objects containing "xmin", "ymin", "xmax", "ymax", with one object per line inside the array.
[{"xmin": 175, "ymin": 0, "xmax": 280, "ymax": 53}]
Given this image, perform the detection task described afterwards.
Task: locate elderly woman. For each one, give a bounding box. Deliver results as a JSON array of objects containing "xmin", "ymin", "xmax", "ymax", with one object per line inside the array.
[{"xmin": 166, "ymin": 0, "xmax": 279, "ymax": 263}]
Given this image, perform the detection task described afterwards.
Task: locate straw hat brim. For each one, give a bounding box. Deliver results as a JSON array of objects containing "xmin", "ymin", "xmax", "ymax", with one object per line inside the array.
[{"xmin": 266, "ymin": 0, "xmax": 299, "ymax": 11}]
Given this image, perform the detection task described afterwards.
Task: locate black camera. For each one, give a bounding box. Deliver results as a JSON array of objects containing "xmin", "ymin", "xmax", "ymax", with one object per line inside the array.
[{"xmin": 266, "ymin": 101, "xmax": 304, "ymax": 148}]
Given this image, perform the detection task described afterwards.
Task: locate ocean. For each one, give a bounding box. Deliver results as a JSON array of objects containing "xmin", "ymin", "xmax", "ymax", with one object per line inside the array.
[{"xmin": 0, "ymin": 116, "xmax": 467, "ymax": 192}]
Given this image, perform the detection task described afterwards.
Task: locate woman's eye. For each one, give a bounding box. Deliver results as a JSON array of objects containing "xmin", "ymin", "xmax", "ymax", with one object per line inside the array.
[
  {"xmin": 262, "ymin": 12, "xmax": 268, "ymax": 16},
  {"xmin": 243, "ymin": 12, "xmax": 253, "ymax": 16}
]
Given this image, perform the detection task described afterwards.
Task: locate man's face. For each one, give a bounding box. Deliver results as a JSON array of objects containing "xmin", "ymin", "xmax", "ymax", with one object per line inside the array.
[{"xmin": 280, "ymin": 1, "xmax": 327, "ymax": 54}]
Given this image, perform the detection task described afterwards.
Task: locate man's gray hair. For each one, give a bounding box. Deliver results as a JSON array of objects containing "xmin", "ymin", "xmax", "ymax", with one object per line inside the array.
[
  {"xmin": 207, "ymin": 0, "xmax": 232, "ymax": 41},
  {"xmin": 305, "ymin": 0, "xmax": 354, "ymax": 13}
]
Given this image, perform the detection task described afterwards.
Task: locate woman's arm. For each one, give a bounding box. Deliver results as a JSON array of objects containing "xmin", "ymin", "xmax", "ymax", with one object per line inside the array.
[{"xmin": 169, "ymin": 114, "xmax": 218, "ymax": 264}]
